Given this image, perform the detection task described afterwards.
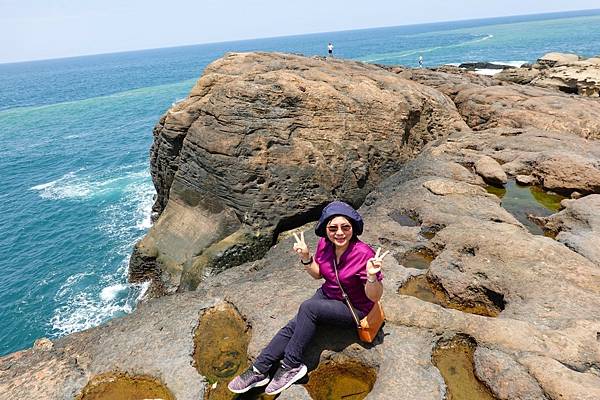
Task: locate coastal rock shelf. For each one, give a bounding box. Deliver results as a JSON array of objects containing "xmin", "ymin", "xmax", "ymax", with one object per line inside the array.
[
  {"xmin": 496, "ymin": 52, "xmax": 600, "ymax": 97},
  {"xmin": 3, "ymin": 52, "xmax": 600, "ymax": 400}
]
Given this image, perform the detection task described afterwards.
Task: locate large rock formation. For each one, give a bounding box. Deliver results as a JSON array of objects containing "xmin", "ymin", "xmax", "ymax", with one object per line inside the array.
[
  {"xmin": 396, "ymin": 66, "xmax": 600, "ymax": 138},
  {"xmin": 132, "ymin": 52, "xmax": 469, "ymax": 294},
  {"xmin": 3, "ymin": 53, "xmax": 600, "ymax": 400}
]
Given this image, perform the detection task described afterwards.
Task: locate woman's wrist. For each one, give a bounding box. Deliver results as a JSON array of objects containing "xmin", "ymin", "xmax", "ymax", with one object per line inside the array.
[{"xmin": 300, "ymin": 255, "xmax": 313, "ymax": 265}]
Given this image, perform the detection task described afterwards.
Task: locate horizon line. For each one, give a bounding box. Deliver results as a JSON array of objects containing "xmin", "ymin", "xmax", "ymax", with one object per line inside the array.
[{"xmin": 2, "ymin": 7, "xmax": 599, "ymax": 66}]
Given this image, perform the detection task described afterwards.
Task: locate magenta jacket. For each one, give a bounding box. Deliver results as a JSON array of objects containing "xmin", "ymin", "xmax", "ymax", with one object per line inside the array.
[{"xmin": 314, "ymin": 237, "xmax": 383, "ymax": 315}]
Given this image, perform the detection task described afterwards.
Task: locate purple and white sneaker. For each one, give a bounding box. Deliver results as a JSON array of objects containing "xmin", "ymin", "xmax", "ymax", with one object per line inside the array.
[
  {"xmin": 264, "ymin": 362, "xmax": 308, "ymax": 395},
  {"xmin": 227, "ymin": 366, "xmax": 270, "ymax": 394}
]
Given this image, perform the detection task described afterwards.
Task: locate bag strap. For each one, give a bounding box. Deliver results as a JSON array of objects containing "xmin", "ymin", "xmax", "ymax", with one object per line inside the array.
[{"xmin": 332, "ymin": 257, "xmax": 361, "ymax": 328}]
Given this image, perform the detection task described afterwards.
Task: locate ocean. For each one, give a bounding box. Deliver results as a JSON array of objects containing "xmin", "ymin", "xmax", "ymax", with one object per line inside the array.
[{"xmin": 1, "ymin": 9, "xmax": 600, "ymax": 356}]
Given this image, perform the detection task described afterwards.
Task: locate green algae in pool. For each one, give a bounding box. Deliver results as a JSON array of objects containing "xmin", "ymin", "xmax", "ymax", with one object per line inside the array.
[
  {"xmin": 398, "ymin": 275, "xmax": 500, "ymax": 317},
  {"xmin": 304, "ymin": 360, "xmax": 377, "ymax": 400},
  {"xmin": 486, "ymin": 180, "xmax": 566, "ymax": 235},
  {"xmin": 432, "ymin": 336, "xmax": 497, "ymax": 400},
  {"xmin": 75, "ymin": 373, "xmax": 175, "ymax": 400},
  {"xmin": 396, "ymin": 248, "xmax": 434, "ymax": 270},
  {"xmin": 193, "ymin": 303, "xmax": 252, "ymax": 400}
]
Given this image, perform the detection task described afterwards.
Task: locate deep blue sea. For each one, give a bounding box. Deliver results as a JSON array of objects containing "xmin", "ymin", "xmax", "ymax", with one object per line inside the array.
[{"xmin": 1, "ymin": 9, "xmax": 600, "ymax": 356}]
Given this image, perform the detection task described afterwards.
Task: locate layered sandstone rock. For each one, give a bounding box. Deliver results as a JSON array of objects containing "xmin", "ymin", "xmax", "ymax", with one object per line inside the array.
[
  {"xmin": 497, "ymin": 52, "xmax": 600, "ymax": 97},
  {"xmin": 131, "ymin": 52, "xmax": 469, "ymax": 293},
  {"xmin": 403, "ymin": 69, "xmax": 600, "ymax": 138}
]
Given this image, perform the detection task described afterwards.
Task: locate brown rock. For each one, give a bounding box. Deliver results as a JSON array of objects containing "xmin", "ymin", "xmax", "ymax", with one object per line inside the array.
[
  {"xmin": 495, "ymin": 67, "xmax": 540, "ymax": 85},
  {"xmin": 540, "ymin": 194, "xmax": 600, "ymax": 265},
  {"xmin": 474, "ymin": 155, "xmax": 508, "ymax": 186},
  {"xmin": 496, "ymin": 53, "xmax": 600, "ymax": 97},
  {"xmin": 537, "ymin": 52, "xmax": 580, "ymax": 68},
  {"xmin": 534, "ymin": 153, "xmax": 600, "ymax": 195},
  {"xmin": 519, "ymin": 355, "xmax": 600, "ymax": 400},
  {"xmin": 132, "ymin": 52, "xmax": 469, "ymax": 292},
  {"xmin": 515, "ymin": 174, "xmax": 536, "ymax": 185},
  {"xmin": 473, "ymin": 347, "xmax": 548, "ymax": 400},
  {"xmin": 403, "ymin": 68, "xmax": 600, "ymax": 138}
]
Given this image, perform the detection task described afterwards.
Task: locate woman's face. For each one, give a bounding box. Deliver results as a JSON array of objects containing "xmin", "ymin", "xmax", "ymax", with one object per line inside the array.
[{"xmin": 326, "ymin": 216, "xmax": 353, "ymax": 249}]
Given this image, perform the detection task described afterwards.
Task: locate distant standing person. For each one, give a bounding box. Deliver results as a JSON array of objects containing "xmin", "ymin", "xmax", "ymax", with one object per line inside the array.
[
  {"xmin": 328, "ymin": 42, "xmax": 334, "ymax": 57},
  {"xmin": 419, "ymin": 55, "xmax": 423, "ymax": 68}
]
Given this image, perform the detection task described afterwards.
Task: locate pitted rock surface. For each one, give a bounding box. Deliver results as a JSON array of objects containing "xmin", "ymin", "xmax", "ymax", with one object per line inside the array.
[
  {"xmin": 397, "ymin": 66, "xmax": 600, "ymax": 138},
  {"xmin": 0, "ymin": 292, "xmax": 212, "ymax": 400},
  {"xmin": 132, "ymin": 51, "xmax": 469, "ymax": 292},
  {"xmin": 539, "ymin": 194, "xmax": 600, "ymax": 266},
  {"xmin": 497, "ymin": 52, "xmax": 600, "ymax": 97}
]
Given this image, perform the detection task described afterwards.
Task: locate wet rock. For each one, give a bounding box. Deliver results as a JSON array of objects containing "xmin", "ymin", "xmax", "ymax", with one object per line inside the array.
[
  {"xmin": 75, "ymin": 372, "xmax": 175, "ymax": 400},
  {"xmin": 193, "ymin": 302, "xmax": 251, "ymax": 400},
  {"xmin": 399, "ymin": 274, "xmax": 502, "ymax": 317},
  {"xmin": 459, "ymin": 62, "xmax": 516, "ymax": 70},
  {"xmin": 475, "ymin": 155, "xmax": 508, "ymax": 186},
  {"xmin": 304, "ymin": 359, "xmax": 376, "ymax": 400},
  {"xmin": 432, "ymin": 335, "xmax": 496, "ymax": 400}
]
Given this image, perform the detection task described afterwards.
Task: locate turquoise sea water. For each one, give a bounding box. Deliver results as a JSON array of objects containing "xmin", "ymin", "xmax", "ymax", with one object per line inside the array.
[{"xmin": 1, "ymin": 9, "xmax": 600, "ymax": 356}]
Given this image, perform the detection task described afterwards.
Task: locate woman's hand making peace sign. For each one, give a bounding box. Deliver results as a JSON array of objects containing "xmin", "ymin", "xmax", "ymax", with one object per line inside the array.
[
  {"xmin": 293, "ymin": 231, "xmax": 311, "ymax": 262},
  {"xmin": 366, "ymin": 247, "xmax": 389, "ymax": 276}
]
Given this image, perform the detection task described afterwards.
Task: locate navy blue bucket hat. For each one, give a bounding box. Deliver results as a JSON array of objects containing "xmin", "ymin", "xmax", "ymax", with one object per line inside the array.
[{"xmin": 315, "ymin": 201, "xmax": 364, "ymax": 237}]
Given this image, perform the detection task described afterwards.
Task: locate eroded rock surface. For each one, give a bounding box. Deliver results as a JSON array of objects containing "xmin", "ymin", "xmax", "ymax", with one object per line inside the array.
[
  {"xmin": 540, "ymin": 194, "xmax": 600, "ymax": 266},
  {"xmin": 397, "ymin": 67, "xmax": 600, "ymax": 138},
  {"xmin": 132, "ymin": 52, "xmax": 469, "ymax": 293},
  {"xmin": 497, "ymin": 52, "xmax": 600, "ymax": 97}
]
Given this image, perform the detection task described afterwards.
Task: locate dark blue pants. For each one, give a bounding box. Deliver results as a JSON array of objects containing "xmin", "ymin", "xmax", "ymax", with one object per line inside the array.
[{"xmin": 254, "ymin": 288, "xmax": 364, "ymax": 372}]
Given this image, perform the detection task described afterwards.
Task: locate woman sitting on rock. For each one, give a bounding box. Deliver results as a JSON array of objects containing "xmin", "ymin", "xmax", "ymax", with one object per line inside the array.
[{"xmin": 228, "ymin": 201, "xmax": 387, "ymax": 395}]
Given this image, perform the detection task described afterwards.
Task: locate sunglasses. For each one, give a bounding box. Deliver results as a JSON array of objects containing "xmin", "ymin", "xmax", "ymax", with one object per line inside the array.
[{"xmin": 327, "ymin": 224, "xmax": 352, "ymax": 233}]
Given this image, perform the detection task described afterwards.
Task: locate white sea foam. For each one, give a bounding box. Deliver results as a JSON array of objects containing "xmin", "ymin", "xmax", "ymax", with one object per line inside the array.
[
  {"xmin": 358, "ymin": 34, "xmax": 494, "ymax": 63},
  {"xmin": 48, "ymin": 167, "xmax": 154, "ymax": 338},
  {"xmin": 100, "ymin": 283, "xmax": 128, "ymax": 302},
  {"xmin": 30, "ymin": 171, "xmax": 93, "ymax": 200},
  {"xmin": 474, "ymin": 69, "xmax": 503, "ymax": 76},
  {"xmin": 491, "ymin": 60, "xmax": 527, "ymax": 68},
  {"xmin": 97, "ymin": 173, "xmax": 154, "ymax": 237},
  {"xmin": 50, "ymin": 279, "xmax": 148, "ymax": 336},
  {"xmin": 132, "ymin": 182, "xmax": 155, "ymax": 230},
  {"xmin": 30, "ymin": 167, "xmax": 154, "ymax": 202}
]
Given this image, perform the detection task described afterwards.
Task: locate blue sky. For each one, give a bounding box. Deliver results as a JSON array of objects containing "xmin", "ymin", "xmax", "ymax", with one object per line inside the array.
[{"xmin": 1, "ymin": 0, "xmax": 599, "ymax": 63}]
